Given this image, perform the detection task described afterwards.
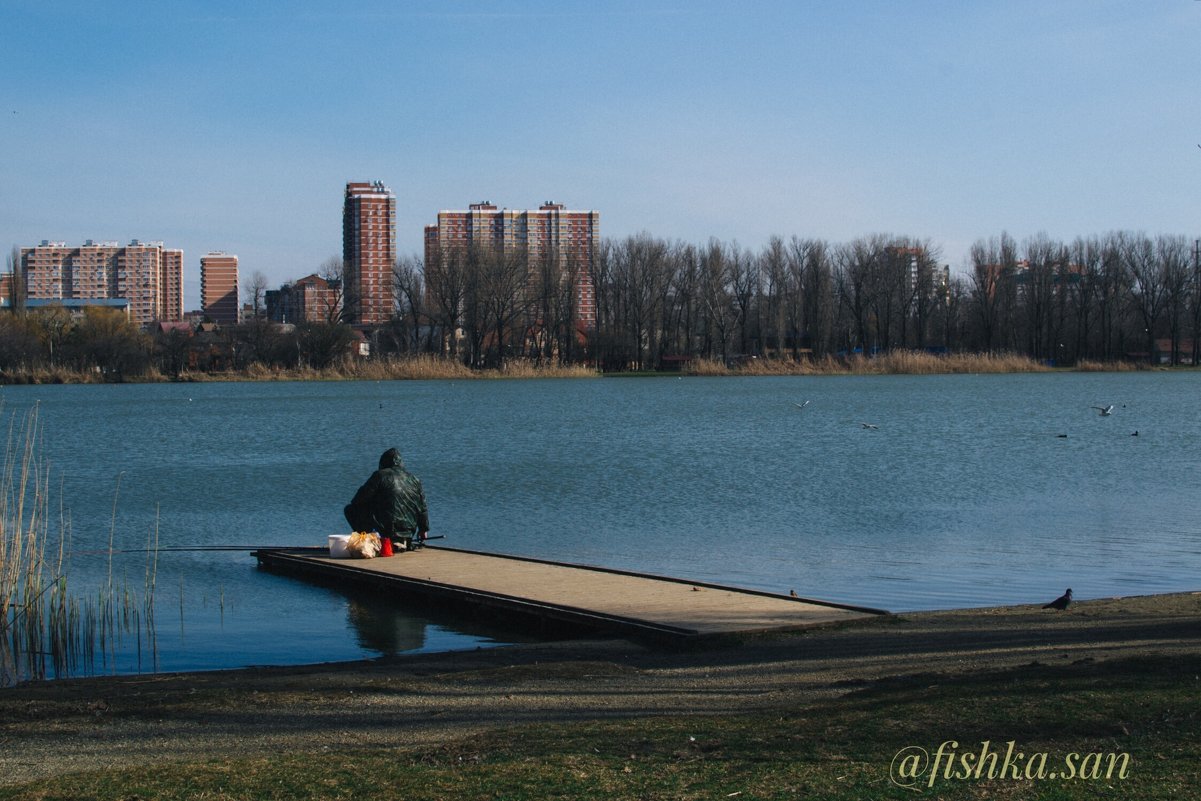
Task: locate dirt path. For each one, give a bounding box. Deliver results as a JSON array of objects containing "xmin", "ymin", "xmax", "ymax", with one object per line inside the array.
[{"xmin": 1, "ymin": 592, "xmax": 1198, "ymax": 786}]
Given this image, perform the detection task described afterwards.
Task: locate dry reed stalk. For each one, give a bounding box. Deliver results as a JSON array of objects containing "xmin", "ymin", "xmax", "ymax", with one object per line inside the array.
[{"xmin": 684, "ymin": 350, "xmax": 1059, "ymax": 377}]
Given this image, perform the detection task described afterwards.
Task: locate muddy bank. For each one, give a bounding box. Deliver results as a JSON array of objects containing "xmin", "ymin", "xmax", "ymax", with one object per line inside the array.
[{"xmin": 0, "ymin": 591, "xmax": 1198, "ymax": 786}]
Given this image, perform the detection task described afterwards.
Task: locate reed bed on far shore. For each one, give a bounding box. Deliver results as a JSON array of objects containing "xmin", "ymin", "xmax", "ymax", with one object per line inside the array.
[
  {"xmin": 0, "ymin": 352, "xmax": 1162, "ymax": 386},
  {"xmin": 684, "ymin": 351, "xmax": 1146, "ymax": 377},
  {"xmin": 175, "ymin": 356, "xmax": 600, "ymax": 383}
]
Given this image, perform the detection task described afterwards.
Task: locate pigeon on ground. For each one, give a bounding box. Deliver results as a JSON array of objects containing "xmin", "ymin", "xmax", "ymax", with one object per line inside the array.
[{"xmin": 1043, "ymin": 588, "xmax": 1073, "ymax": 610}]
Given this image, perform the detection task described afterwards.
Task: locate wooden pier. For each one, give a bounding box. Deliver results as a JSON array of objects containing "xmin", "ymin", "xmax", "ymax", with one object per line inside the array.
[{"xmin": 255, "ymin": 545, "xmax": 886, "ymax": 642}]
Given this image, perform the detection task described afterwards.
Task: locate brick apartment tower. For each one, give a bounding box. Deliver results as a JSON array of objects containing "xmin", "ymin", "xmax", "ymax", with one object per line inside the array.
[
  {"xmin": 342, "ymin": 181, "xmax": 396, "ymax": 326},
  {"xmin": 200, "ymin": 252, "xmax": 239, "ymax": 325},
  {"xmin": 160, "ymin": 248, "xmax": 184, "ymax": 322},
  {"xmin": 423, "ymin": 201, "xmax": 599, "ymax": 328},
  {"xmin": 19, "ymin": 240, "xmax": 184, "ymax": 325}
]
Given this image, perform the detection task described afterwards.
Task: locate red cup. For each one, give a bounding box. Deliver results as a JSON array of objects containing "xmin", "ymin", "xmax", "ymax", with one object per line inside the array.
[{"xmin": 380, "ymin": 536, "xmax": 393, "ymax": 557}]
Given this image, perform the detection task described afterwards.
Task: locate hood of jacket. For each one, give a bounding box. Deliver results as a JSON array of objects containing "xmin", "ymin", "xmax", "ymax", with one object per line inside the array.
[{"xmin": 378, "ymin": 448, "xmax": 404, "ymax": 470}]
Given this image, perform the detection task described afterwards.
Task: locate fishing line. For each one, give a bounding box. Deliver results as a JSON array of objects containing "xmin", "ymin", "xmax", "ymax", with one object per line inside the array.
[{"xmin": 70, "ymin": 546, "xmax": 309, "ymax": 554}]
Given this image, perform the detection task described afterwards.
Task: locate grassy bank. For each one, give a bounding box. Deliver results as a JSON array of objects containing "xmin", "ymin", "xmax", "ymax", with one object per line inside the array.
[
  {"xmin": 0, "ymin": 651, "xmax": 1193, "ymax": 800},
  {"xmin": 0, "ymin": 351, "xmax": 1157, "ymax": 385}
]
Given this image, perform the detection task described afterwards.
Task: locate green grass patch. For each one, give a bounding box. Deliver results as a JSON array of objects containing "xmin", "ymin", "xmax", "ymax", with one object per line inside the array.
[{"xmin": 3, "ymin": 654, "xmax": 1197, "ymax": 800}]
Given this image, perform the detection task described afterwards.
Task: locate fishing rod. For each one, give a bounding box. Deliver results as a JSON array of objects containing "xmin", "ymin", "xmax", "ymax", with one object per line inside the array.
[
  {"xmin": 70, "ymin": 546, "xmax": 307, "ymax": 555},
  {"xmin": 73, "ymin": 536, "xmax": 446, "ymax": 555}
]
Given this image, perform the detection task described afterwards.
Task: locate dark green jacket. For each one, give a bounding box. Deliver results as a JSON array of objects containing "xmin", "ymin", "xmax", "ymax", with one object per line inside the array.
[{"xmin": 345, "ymin": 448, "xmax": 429, "ymax": 537}]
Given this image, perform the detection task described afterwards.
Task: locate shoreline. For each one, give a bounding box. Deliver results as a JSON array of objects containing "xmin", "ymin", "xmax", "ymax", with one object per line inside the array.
[
  {"xmin": 2, "ymin": 590, "xmax": 1198, "ymax": 790},
  {"xmin": 0, "ymin": 352, "xmax": 1173, "ymax": 386}
]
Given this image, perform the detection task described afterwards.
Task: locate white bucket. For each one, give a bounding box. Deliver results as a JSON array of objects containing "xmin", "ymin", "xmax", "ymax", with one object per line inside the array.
[{"xmin": 328, "ymin": 534, "xmax": 351, "ymax": 559}]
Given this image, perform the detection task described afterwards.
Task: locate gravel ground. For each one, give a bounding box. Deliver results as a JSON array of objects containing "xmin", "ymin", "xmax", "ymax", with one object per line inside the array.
[{"xmin": 1, "ymin": 591, "xmax": 1199, "ymax": 786}]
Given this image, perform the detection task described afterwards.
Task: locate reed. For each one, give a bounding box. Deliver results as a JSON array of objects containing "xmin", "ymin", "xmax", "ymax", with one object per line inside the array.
[
  {"xmin": 0, "ymin": 403, "xmax": 54, "ymax": 685},
  {"xmin": 176, "ymin": 355, "xmax": 601, "ymax": 382},
  {"xmin": 684, "ymin": 350, "xmax": 1065, "ymax": 377},
  {"xmin": 0, "ymin": 407, "xmax": 159, "ymax": 686},
  {"xmin": 1075, "ymin": 358, "xmax": 1146, "ymax": 372}
]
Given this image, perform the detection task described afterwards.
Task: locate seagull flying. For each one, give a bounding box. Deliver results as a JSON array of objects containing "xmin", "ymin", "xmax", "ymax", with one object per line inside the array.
[
  {"xmin": 1092, "ymin": 405, "xmax": 1115, "ymax": 416},
  {"xmin": 793, "ymin": 400, "xmax": 811, "ymax": 410},
  {"xmin": 861, "ymin": 422, "xmax": 879, "ymax": 430},
  {"xmin": 1042, "ymin": 588, "xmax": 1073, "ymax": 610}
]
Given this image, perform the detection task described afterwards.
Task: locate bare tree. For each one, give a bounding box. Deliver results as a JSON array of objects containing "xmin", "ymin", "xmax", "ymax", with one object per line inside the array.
[
  {"xmin": 30, "ymin": 305, "xmax": 72, "ymax": 365},
  {"xmin": 1158, "ymin": 235, "xmax": 1191, "ymax": 365},
  {"xmin": 319, "ymin": 256, "xmax": 347, "ymax": 323},
  {"xmin": 699, "ymin": 239, "xmax": 736, "ymax": 361},
  {"xmin": 1019, "ymin": 234, "xmax": 1066, "ymax": 361},
  {"xmin": 616, "ymin": 234, "xmax": 670, "ymax": 370},
  {"xmin": 1120, "ymin": 231, "xmax": 1168, "ymax": 362},
  {"xmin": 1067, "ymin": 236, "xmax": 1101, "ymax": 362},
  {"xmin": 1190, "ymin": 239, "xmax": 1201, "ymax": 365},
  {"xmin": 907, "ymin": 242, "xmax": 943, "ymax": 350},
  {"xmin": 243, "ymin": 270, "xmax": 269, "ymax": 320},
  {"xmin": 528, "ymin": 245, "xmax": 576, "ymax": 364},
  {"xmin": 662, "ymin": 242, "xmax": 700, "ymax": 361},
  {"xmin": 760, "ymin": 237, "xmax": 788, "ymax": 359},
  {"xmin": 587, "ymin": 240, "xmax": 616, "ymax": 368},
  {"xmin": 482, "ymin": 245, "xmax": 531, "ymax": 368},
  {"xmin": 835, "ymin": 235, "xmax": 891, "ymax": 354},
  {"xmin": 968, "ymin": 233, "xmax": 1017, "ymax": 353},
  {"xmin": 790, "ymin": 237, "xmax": 834, "ymax": 358},
  {"xmin": 424, "ymin": 246, "xmax": 470, "ymax": 358},
  {"xmin": 392, "ymin": 254, "xmax": 427, "ymax": 353},
  {"xmin": 728, "ymin": 242, "xmax": 758, "ymax": 356},
  {"xmin": 6, "ymin": 247, "xmax": 26, "ymax": 316}
]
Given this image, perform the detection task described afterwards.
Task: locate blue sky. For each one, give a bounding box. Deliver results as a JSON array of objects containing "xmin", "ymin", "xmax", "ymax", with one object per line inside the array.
[{"xmin": 2, "ymin": 1, "xmax": 1199, "ymax": 307}]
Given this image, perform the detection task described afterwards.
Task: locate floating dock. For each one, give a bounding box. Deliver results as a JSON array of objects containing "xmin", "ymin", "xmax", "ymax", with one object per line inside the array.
[{"xmin": 255, "ymin": 545, "xmax": 886, "ymax": 642}]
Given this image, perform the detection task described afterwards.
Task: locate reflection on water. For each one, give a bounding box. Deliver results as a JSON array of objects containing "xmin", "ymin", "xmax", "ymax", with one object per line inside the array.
[{"xmin": 346, "ymin": 598, "xmax": 427, "ymax": 654}]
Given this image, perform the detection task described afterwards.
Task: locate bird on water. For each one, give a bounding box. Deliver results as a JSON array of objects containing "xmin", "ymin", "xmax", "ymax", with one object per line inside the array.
[{"xmin": 1043, "ymin": 588, "xmax": 1073, "ymax": 610}]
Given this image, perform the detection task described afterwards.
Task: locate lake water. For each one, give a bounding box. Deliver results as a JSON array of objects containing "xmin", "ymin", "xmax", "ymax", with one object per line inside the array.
[{"xmin": 4, "ymin": 371, "xmax": 1200, "ymax": 679}]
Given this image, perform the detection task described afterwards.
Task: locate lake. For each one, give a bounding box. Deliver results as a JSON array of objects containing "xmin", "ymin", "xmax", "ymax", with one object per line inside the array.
[{"xmin": 3, "ymin": 371, "xmax": 1199, "ymax": 680}]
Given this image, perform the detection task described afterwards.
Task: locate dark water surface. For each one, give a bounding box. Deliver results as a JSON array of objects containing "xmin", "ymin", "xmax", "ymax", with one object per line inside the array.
[{"xmin": 5, "ymin": 371, "xmax": 1199, "ymax": 678}]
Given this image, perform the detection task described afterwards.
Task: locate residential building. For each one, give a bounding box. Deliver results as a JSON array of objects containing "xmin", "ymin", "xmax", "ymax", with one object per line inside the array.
[
  {"xmin": 342, "ymin": 180, "xmax": 396, "ymax": 326},
  {"xmin": 265, "ymin": 273, "xmax": 342, "ymax": 323},
  {"xmin": 200, "ymin": 252, "xmax": 239, "ymax": 325},
  {"xmin": 18, "ymin": 240, "xmax": 183, "ymax": 325},
  {"xmin": 423, "ymin": 200, "xmax": 600, "ymax": 329},
  {"xmin": 160, "ymin": 248, "xmax": 184, "ymax": 322}
]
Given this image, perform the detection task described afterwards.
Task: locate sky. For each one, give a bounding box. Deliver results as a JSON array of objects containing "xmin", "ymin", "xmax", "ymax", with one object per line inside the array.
[{"xmin": 2, "ymin": 0, "xmax": 1199, "ymax": 308}]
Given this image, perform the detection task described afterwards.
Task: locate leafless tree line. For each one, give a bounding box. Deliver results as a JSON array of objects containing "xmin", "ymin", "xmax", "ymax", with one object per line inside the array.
[{"xmin": 390, "ymin": 230, "xmax": 1201, "ymax": 369}]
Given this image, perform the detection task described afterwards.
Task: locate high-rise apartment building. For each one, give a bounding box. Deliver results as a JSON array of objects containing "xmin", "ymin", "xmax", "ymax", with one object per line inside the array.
[
  {"xmin": 19, "ymin": 240, "xmax": 184, "ymax": 325},
  {"xmin": 200, "ymin": 252, "xmax": 239, "ymax": 325},
  {"xmin": 423, "ymin": 201, "xmax": 600, "ymax": 328},
  {"xmin": 342, "ymin": 181, "xmax": 396, "ymax": 326},
  {"xmin": 160, "ymin": 248, "xmax": 184, "ymax": 322}
]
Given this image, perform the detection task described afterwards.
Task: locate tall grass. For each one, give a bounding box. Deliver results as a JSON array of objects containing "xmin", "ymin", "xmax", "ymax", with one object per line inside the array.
[
  {"xmin": 177, "ymin": 355, "xmax": 600, "ymax": 382},
  {"xmin": 0, "ymin": 405, "xmax": 158, "ymax": 687},
  {"xmin": 682, "ymin": 350, "xmax": 1146, "ymax": 376}
]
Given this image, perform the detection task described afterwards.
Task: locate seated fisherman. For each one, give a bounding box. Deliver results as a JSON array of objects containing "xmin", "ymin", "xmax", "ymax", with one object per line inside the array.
[{"xmin": 344, "ymin": 448, "xmax": 430, "ymax": 550}]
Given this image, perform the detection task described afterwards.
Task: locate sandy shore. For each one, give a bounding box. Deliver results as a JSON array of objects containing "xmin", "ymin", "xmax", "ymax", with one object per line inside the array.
[{"xmin": 1, "ymin": 591, "xmax": 1198, "ymax": 786}]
